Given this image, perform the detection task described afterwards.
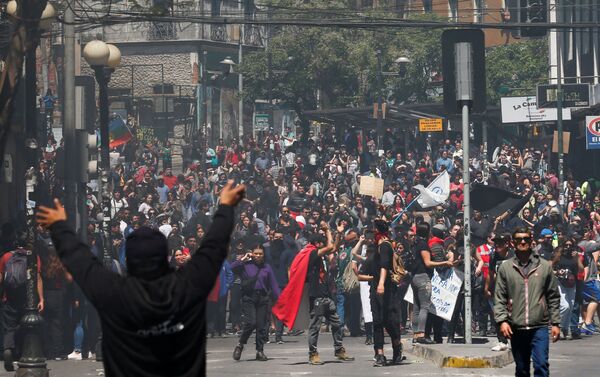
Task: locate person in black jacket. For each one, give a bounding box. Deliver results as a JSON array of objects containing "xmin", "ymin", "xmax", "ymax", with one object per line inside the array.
[{"xmin": 35, "ymin": 181, "xmax": 246, "ymax": 377}]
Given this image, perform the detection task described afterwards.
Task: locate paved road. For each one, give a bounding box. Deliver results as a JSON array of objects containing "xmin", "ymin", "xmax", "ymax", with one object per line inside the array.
[{"xmin": 0, "ymin": 333, "xmax": 597, "ymax": 376}]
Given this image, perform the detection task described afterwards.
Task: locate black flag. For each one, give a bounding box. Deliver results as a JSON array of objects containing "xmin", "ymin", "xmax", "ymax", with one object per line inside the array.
[{"xmin": 470, "ymin": 184, "xmax": 532, "ymax": 219}]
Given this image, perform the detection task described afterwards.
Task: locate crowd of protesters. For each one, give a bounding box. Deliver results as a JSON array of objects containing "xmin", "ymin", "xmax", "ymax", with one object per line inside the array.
[{"xmin": 0, "ymin": 120, "xmax": 600, "ymax": 371}]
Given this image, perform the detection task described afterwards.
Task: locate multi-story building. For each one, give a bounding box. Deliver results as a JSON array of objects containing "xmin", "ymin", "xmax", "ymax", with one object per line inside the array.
[{"xmin": 73, "ymin": 0, "xmax": 266, "ymax": 150}]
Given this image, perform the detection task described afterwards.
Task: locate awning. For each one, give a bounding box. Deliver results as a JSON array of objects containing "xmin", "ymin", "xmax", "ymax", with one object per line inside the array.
[{"xmin": 303, "ymin": 103, "xmax": 501, "ymax": 130}]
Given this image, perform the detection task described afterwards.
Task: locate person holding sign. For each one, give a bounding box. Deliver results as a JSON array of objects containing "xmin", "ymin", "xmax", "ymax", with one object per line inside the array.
[
  {"xmin": 411, "ymin": 223, "xmax": 455, "ymax": 344},
  {"xmin": 494, "ymin": 227, "xmax": 560, "ymax": 377}
]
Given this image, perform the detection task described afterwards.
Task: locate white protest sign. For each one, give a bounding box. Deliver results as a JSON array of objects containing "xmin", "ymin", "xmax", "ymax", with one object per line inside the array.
[
  {"xmin": 429, "ymin": 269, "xmax": 462, "ymax": 321},
  {"xmin": 404, "ymin": 284, "xmax": 414, "ymax": 304}
]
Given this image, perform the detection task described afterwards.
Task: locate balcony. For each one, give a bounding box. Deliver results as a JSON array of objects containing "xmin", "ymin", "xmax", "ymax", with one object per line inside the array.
[{"xmin": 147, "ymin": 22, "xmax": 177, "ymax": 40}]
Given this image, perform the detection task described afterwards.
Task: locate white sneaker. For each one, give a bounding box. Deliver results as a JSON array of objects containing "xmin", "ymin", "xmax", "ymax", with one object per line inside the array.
[
  {"xmin": 67, "ymin": 351, "xmax": 82, "ymax": 360},
  {"xmin": 491, "ymin": 342, "xmax": 509, "ymax": 352}
]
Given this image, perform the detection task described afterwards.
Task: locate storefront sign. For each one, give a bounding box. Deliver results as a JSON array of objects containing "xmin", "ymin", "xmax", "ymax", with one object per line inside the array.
[
  {"xmin": 500, "ymin": 96, "xmax": 571, "ymax": 123},
  {"xmin": 586, "ymin": 116, "xmax": 600, "ymax": 150}
]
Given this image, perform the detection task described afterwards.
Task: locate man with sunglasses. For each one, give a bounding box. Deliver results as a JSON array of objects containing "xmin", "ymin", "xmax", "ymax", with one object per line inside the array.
[{"xmin": 494, "ymin": 227, "xmax": 560, "ymax": 377}]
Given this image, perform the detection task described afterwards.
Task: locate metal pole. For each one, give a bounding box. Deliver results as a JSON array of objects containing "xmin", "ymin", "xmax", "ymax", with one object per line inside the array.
[
  {"xmin": 482, "ymin": 119, "xmax": 488, "ymax": 183},
  {"xmin": 202, "ymin": 50, "xmax": 208, "ymax": 152},
  {"xmin": 462, "ymin": 103, "xmax": 472, "ymax": 344},
  {"xmin": 376, "ymin": 49, "xmax": 383, "ymax": 155},
  {"xmin": 63, "ymin": 0, "xmax": 76, "ymax": 229},
  {"xmin": 556, "ymin": 26, "xmax": 564, "ymax": 206},
  {"xmin": 238, "ymin": 25, "xmax": 244, "ymax": 139},
  {"xmin": 267, "ymin": 3, "xmax": 273, "ymax": 130}
]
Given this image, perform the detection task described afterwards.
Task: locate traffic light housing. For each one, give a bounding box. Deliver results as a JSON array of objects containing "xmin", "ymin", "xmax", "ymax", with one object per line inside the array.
[
  {"xmin": 519, "ymin": 0, "xmax": 548, "ymax": 37},
  {"xmin": 77, "ymin": 130, "xmax": 98, "ymax": 182},
  {"xmin": 442, "ymin": 29, "xmax": 486, "ymax": 114}
]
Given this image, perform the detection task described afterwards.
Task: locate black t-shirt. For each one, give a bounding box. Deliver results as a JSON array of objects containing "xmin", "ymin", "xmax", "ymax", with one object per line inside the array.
[
  {"xmin": 368, "ymin": 241, "xmax": 394, "ymax": 290},
  {"xmin": 554, "ymin": 254, "xmax": 578, "ymax": 288},
  {"xmin": 489, "ymin": 248, "xmax": 515, "ymax": 278},
  {"xmin": 537, "ymin": 242, "xmax": 554, "ymax": 261},
  {"xmin": 412, "ymin": 237, "xmax": 432, "ymax": 276},
  {"xmin": 307, "ymin": 249, "xmax": 331, "ymax": 298}
]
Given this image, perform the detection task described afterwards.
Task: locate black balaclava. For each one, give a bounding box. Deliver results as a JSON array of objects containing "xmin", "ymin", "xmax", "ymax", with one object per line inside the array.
[{"xmin": 126, "ymin": 227, "xmax": 170, "ymax": 280}]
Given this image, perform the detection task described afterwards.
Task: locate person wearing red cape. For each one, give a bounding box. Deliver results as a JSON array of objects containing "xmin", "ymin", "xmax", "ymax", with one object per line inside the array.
[{"xmin": 272, "ymin": 223, "xmax": 354, "ymax": 365}]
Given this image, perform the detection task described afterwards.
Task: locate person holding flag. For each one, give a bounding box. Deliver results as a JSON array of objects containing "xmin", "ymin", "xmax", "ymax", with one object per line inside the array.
[
  {"xmin": 272, "ymin": 222, "xmax": 354, "ymax": 366},
  {"xmin": 392, "ymin": 171, "xmax": 451, "ymax": 225}
]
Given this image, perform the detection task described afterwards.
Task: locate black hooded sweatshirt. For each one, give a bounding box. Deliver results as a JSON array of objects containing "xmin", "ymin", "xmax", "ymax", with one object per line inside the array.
[{"xmin": 49, "ymin": 205, "xmax": 234, "ymax": 377}]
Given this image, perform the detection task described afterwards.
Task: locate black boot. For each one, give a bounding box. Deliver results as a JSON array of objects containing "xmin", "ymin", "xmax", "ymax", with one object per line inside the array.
[
  {"xmin": 3, "ymin": 349, "xmax": 14, "ymax": 372},
  {"xmin": 233, "ymin": 344, "xmax": 243, "ymax": 361},
  {"xmin": 256, "ymin": 351, "xmax": 268, "ymax": 361},
  {"xmin": 373, "ymin": 354, "xmax": 387, "ymax": 367},
  {"xmin": 391, "ymin": 345, "xmax": 403, "ymax": 365}
]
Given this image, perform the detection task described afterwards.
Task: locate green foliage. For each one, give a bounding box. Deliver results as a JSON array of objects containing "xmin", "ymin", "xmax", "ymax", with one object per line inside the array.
[
  {"xmin": 239, "ymin": 2, "xmax": 548, "ymax": 114},
  {"xmin": 486, "ymin": 39, "xmax": 549, "ymax": 105}
]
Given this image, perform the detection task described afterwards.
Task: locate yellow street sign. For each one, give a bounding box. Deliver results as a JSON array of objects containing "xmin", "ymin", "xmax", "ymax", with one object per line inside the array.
[{"xmin": 419, "ymin": 118, "xmax": 443, "ymax": 132}]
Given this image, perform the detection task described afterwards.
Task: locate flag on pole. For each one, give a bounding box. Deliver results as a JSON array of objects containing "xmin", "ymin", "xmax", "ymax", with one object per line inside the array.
[
  {"xmin": 109, "ymin": 117, "xmax": 133, "ymax": 149},
  {"xmin": 414, "ymin": 171, "xmax": 451, "ymax": 209}
]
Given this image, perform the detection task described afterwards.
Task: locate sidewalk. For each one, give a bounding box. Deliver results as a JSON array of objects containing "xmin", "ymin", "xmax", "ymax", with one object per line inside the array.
[{"xmin": 403, "ymin": 338, "xmax": 514, "ymax": 368}]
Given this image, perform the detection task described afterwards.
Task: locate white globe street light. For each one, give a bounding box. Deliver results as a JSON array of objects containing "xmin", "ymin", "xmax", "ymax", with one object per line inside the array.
[
  {"xmin": 6, "ymin": 1, "xmax": 57, "ymax": 30},
  {"xmin": 82, "ymin": 40, "xmax": 110, "ymax": 67},
  {"xmin": 106, "ymin": 44, "xmax": 122, "ymax": 69}
]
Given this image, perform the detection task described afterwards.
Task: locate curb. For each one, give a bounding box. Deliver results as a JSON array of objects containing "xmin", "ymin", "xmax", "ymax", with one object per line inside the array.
[{"xmin": 402, "ymin": 341, "xmax": 514, "ymax": 368}]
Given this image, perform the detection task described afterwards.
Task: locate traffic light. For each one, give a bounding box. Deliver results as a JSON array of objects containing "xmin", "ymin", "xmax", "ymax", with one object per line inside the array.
[
  {"xmin": 76, "ymin": 130, "xmax": 98, "ymax": 182},
  {"xmin": 442, "ymin": 29, "xmax": 486, "ymax": 114},
  {"xmin": 519, "ymin": 0, "xmax": 548, "ymax": 37}
]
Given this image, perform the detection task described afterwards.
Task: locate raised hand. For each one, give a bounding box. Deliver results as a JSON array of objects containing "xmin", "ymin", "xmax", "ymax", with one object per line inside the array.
[
  {"xmin": 219, "ymin": 180, "xmax": 246, "ymax": 206},
  {"xmin": 36, "ymin": 199, "xmax": 67, "ymax": 229}
]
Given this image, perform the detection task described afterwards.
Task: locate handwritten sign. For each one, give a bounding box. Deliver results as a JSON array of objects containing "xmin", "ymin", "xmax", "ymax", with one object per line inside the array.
[
  {"xmin": 359, "ymin": 176, "xmax": 384, "ymax": 199},
  {"xmin": 136, "ymin": 127, "xmax": 155, "ymax": 144},
  {"xmin": 429, "ymin": 269, "xmax": 462, "ymax": 321},
  {"xmin": 419, "ymin": 118, "xmax": 443, "ymax": 132}
]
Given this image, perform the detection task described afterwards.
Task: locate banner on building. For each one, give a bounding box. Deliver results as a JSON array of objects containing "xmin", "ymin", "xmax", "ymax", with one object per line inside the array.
[
  {"xmin": 586, "ymin": 116, "xmax": 600, "ymax": 150},
  {"xmin": 359, "ymin": 176, "xmax": 384, "ymax": 199},
  {"xmin": 500, "ymin": 96, "xmax": 571, "ymax": 124}
]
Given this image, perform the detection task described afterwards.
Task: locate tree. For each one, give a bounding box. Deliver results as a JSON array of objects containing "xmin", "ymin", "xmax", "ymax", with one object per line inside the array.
[
  {"xmin": 238, "ymin": 9, "xmax": 447, "ymax": 138},
  {"xmin": 486, "ymin": 39, "xmax": 549, "ymax": 105}
]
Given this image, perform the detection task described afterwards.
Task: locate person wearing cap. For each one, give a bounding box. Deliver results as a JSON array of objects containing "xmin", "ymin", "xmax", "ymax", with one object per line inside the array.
[
  {"xmin": 485, "ymin": 232, "xmax": 514, "ymax": 351},
  {"xmin": 537, "ymin": 229, "xmax": 554, "ymax": 261},
  {"xmin": 35, "ymin": 181, "xmax": 246, "ymax": 377}
]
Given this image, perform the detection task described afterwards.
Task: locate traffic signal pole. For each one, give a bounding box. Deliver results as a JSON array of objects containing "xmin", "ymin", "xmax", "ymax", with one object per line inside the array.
[
  {"xmin": 455, "ymin": 42, "xmax": 473, "ymax": 344},
  {"xmin": 555, "ymin": 24, "xmax": 564, "ymax": 206}
]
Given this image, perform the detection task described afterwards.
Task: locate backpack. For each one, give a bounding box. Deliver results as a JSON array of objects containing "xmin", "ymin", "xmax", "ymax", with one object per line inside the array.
[
  {"xmin": 342, "ymin": 258, "xmax": 359, "ymax": 294},
  {"xmin": 379, "ymin": 240, "xmax": 407, "ymax": 285},
  {"xmin": 4, "ymin": 251, "xmax": 28, "ymax": 290},
  {"xmin": 390, "ymin": 250, "xmax": 408, "ymax": 285}
]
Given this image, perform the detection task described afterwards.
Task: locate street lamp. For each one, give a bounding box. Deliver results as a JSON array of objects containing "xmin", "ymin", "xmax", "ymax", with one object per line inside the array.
[
  {"xmin": 220, "ymin": 56, "xmax": 236, "ymax": 76},
  {"xmin": 376, "ymin": 51, "xmax": 411, "ymax": 155},
  {"xmin": 5, "ymin": 2, "xmax": 56, "ymax": 376},
  {"xmin": 83, "ymin": 40, "xmax": 120, "ymax": 363},
  {"xmin": 394, "ymin": 56, "xmax": 411, "ymax": 78},
  {"xmin": 83, "ymin": 40, "xmax": 120, "ymax": 266}
]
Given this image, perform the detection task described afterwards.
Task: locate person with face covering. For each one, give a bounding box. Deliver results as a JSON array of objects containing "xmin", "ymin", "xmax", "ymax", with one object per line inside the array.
[
  {"xmin": 35, "ymin": 181, "xmax": 246, "ymax": 377},
  {"xmin": 231, "ymin": 244, "xmax": 281, "ymax": 361}
]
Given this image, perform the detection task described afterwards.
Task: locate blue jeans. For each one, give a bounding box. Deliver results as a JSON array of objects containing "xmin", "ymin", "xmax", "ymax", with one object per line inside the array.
[
  {"xmin": 336, "ymin": 292, "xmax": 346, "ymax": 327},
  {"xmin": 510, "ymin": 326, "xmax": 549, "ymax": 377},
  {"xmin": 558, "ymin": 283, "xmax": 576, "ymax": 330}
]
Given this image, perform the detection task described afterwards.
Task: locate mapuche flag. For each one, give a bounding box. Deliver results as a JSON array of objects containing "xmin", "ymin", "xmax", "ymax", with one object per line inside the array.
[{"xmin": 109, "ymin": 117, "xmax": 133, "ymax": 149}]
